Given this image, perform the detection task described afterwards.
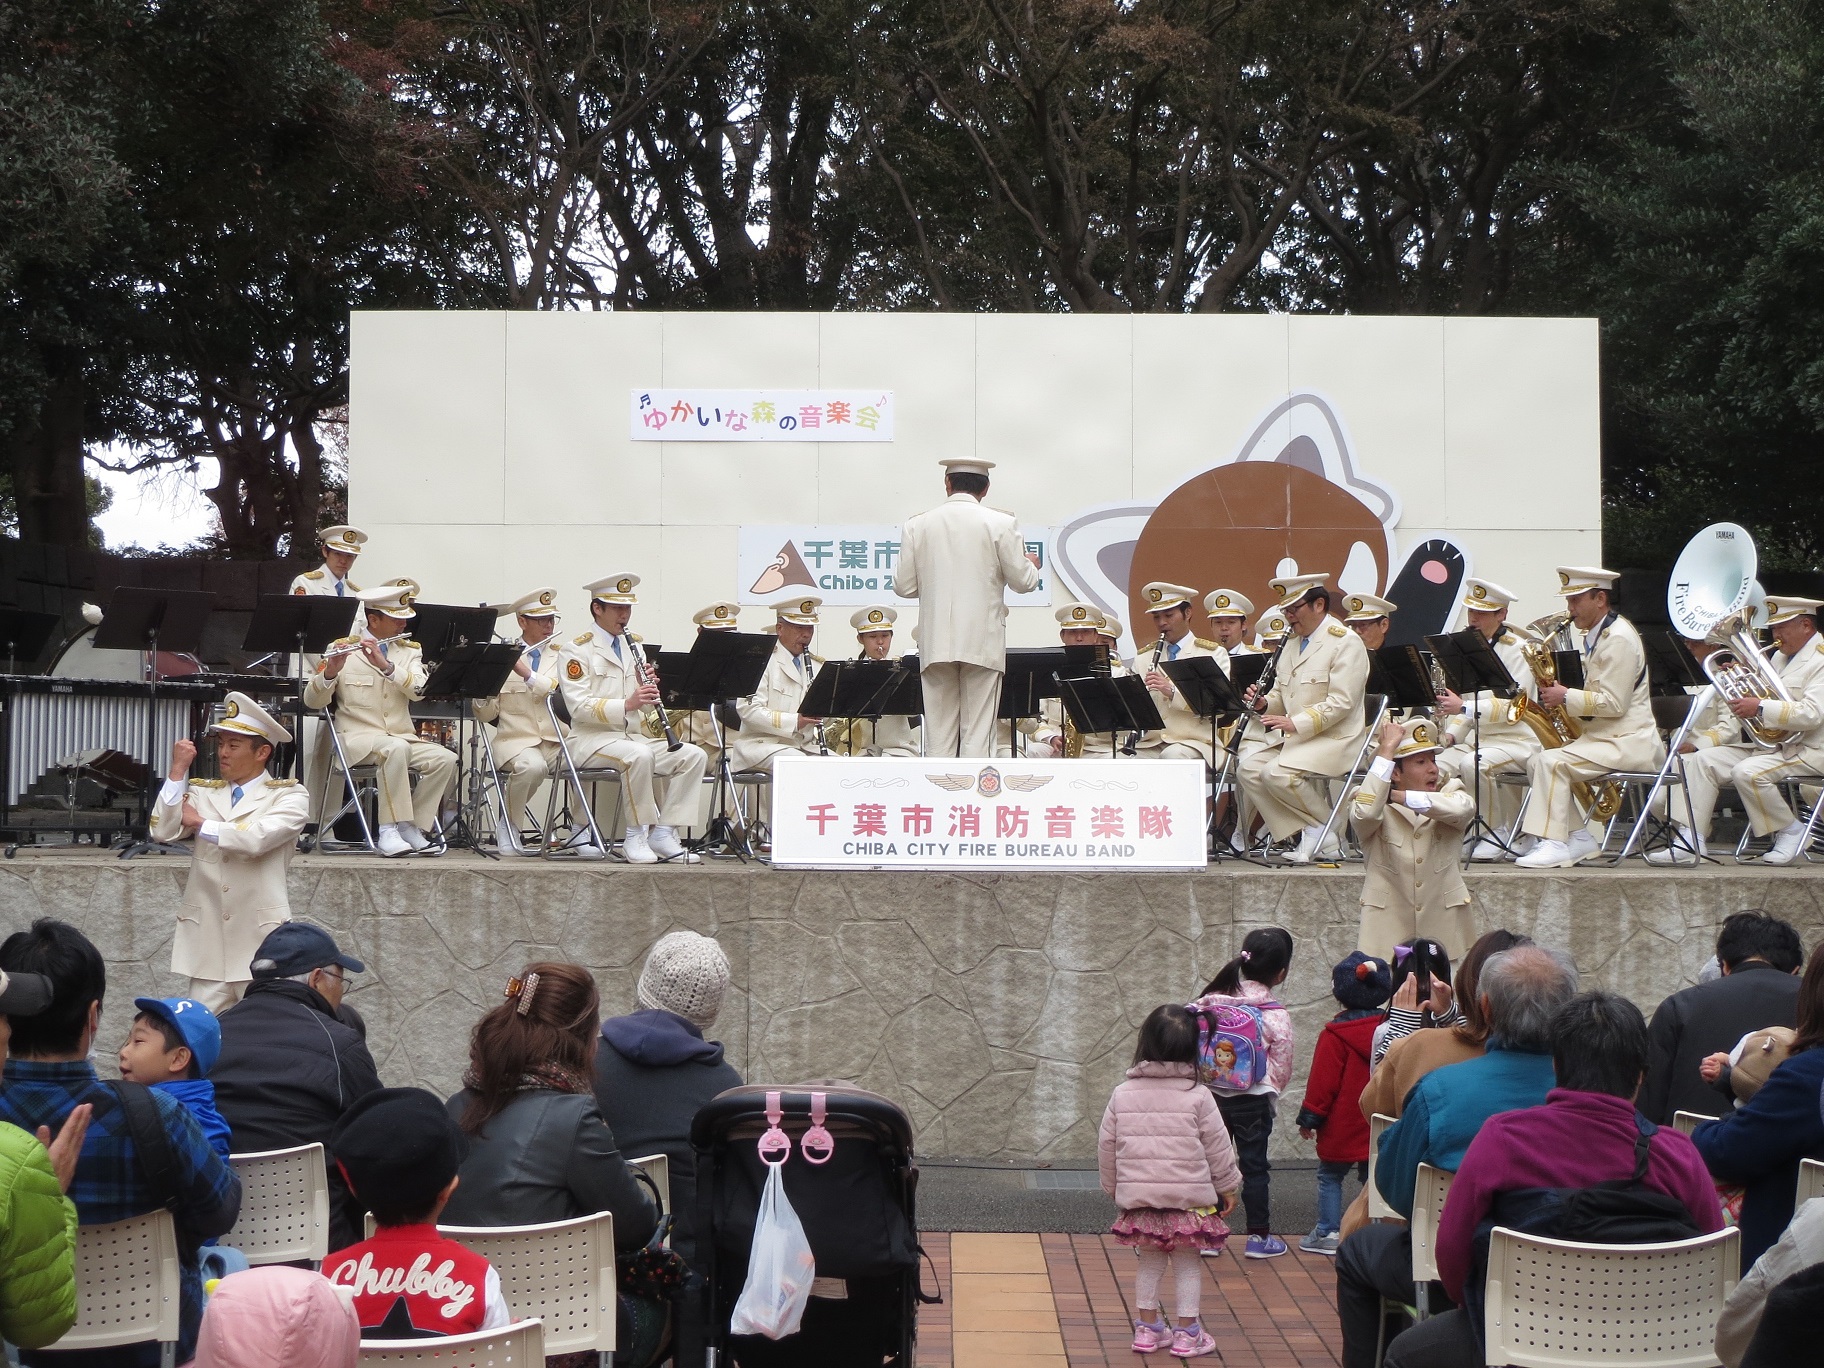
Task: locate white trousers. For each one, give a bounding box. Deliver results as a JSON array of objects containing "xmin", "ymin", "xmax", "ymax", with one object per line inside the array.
[
  {"xmin": 337, "ymin": 729, "xmax": 456, "ymax": 830},
  {"xmin": 1438, "ymin": 739, "xmax": 1537, "ymax": 835},
  {"xmin": 1236, "ymin": 747, "xmax": 1334, "ymax": 841},
  {"xmin": 572, "ymin": 734, "xmax": 708, "ymax": 829},
  {"xmin": 1682, "ymin": 743, "xmax": 1824, "ymax": 838},
  {"xmin": 495, "ymin": 741, "xmax": 560, "ymax": 830},
  {"xmin": 922, "ymin": 662, "xmax": 1002, "ymax": 759},
  {"xmin": 186, "ymin": 978, "xmax": 245, "ymax": 1015}
]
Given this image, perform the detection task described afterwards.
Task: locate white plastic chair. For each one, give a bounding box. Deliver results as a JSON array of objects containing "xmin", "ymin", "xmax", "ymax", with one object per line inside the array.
[
  {"xmin": 441, "ymin": 1213, "xmax": 616, "ymax": 1363},
  {"xmin": 57, "ymin": 1209, "xmax": 182, "ymax": 1368},
  {"xmin": 229, "ymin": 1142, "xmax": 331, "ymax": 1267},
  {"xmin": 628, "ymin": 1151, "xmax": 671, "ymax": 1239},
  {"xmin": 1799, "ymin": 1157, "xmax": 1824, "ymax": 1206},
  {"xmin": 1483, "ymin": 1225, "xmax": 1739, "ymax": 1368},
  {"xmin": 1408, "ymin": 1163, "xmax": 1454, "ymax": 1321},
  {"xmin": 1368, "ymin": 1113, "xmax": 1397, "ymax": 1221},
  {"xmin": 1671, "ymin": 1110, "xmax": 1711, "ymax": 1136},
  {"xmin": 359, "ymin": 1317, "xmax": 545, "ymax": 1365}
]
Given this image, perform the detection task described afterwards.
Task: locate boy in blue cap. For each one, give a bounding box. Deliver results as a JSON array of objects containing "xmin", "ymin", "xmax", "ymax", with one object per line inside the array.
[{"xmin": 119, "ymin": 996, "xmax": 232, "ymax": 1159}]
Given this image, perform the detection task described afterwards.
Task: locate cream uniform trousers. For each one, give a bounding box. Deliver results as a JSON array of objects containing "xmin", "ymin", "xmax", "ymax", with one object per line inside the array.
[
  {"xmin": 473, "ymin": 640, "xmax": 566, "ymax": 829},
  {"xmin": 920, "ymin": 661, "xmax": 1002, "ymax": 759},
  {"xmin": 1135, "ymin": 637, "xmax": 1230, "ymax": 764},
  {"xmin": 1237, "ymin": 623, "xmax": 1371, "ymax": 841},
  {"xmin": 152, "ymin": 772, "xmax": 312, "ymax": 1011},
  {"xmin": 1520, "ymin": 615, "xmax": 1664, "ymax": 843},
  {"xmin": 1437, "ymin": 627, "xmax": 1541, "ymax": 835},
  {"xmin": 1684, "ymin": 636, "xmax": 1824, "ymax": 838},
  {"xmin": 559, "ymin": 628, "xmax": 708, "ymax": 830},
  {"xmin": 301, "ymin": 637, "xmax": 456, "ymax": 831}
]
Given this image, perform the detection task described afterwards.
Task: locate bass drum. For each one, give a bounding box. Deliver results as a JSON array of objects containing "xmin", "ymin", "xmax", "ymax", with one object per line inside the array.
[{"xmin": 46, "ymin": 626, "xmax": 204, "ymax": 681}]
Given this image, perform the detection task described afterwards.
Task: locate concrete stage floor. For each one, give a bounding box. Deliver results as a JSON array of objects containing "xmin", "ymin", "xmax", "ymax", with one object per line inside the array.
[{"xmin": 7, "ymin": 849, "xmax": 1820, "ymax": 1165}]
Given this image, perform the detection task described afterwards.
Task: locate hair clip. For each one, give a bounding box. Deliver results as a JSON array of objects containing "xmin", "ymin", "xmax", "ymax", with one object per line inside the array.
[
  {"xmin": 504, "ymin": 976, "xmax": 524, "ymax": 999},
  {"xmin": 512, "ymin": 971, "xmax": 541, "ymax": 1017},
  {"xmin": 1394, "ymin": 945, "xmax": 1414, "ymax": 961},
  {"xmin": 1239, "ymin": 950, "xmax": 1251, "ymax": 962}
]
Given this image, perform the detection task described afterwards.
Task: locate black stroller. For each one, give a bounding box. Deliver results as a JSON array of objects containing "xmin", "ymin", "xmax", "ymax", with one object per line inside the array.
[{"xmin": 691, "ymin": 1083, "xmax": 932, "ymax": 1367}]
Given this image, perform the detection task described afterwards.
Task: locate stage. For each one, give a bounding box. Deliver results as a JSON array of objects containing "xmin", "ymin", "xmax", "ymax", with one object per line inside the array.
[{"xmin": 16, "ymin": 851, "xmax": 1820, "ymax": 1162}]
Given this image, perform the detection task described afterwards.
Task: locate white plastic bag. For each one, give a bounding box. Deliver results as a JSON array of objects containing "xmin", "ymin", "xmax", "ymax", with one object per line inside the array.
[{"xmin": 729, "ymin": 1161, "xmax": 817, "ymax": 1338}]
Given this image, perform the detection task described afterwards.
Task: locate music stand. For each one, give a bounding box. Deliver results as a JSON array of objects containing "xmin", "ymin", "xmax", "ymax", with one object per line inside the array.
[
  {"xmin": 1161, "ymin": 656, "xmax": 1251, "ymax": 858},
  {"xmin": 409, "ymin": 603, "xmax": 499, "ymax": 662},
  {"xmin": 420, "ymin": 643, "xmax": 524, "ymax": 858},
  {"xmin": 1370, "ymin": 644, "xmax": 1443, "ymax": 713},
  {"xmin": 655, "ymin": 631, "xmax": 775, "ymax": 859},
  {"xmin": 95, "ymin": 588, "xmax": 217, "ymax": 858},
  {"xmin": 1000, "ymin": 647, "xmax": 1092, "ymax": 756},
  {"xmin": 800, "ymin": 659, "xmax": 924, "ymax": 754},
  {"xmin": 1640, "ymin": 629, "xmax": 1707, "ymax": 694},
  {"xmin": 1619, "ymin": 629, "xmax": 1717, "ymax": 864},
  {"xmin": 1427, "ymin": 628, "xmax": 1523, "ymax": 859},
  {"xmin": 0, "ymin": 609, "xmax": 61, "ymax": 675},
  {"xmin": 1055, "ymin": 674, "xmax": 1164, "ymax": 757}
]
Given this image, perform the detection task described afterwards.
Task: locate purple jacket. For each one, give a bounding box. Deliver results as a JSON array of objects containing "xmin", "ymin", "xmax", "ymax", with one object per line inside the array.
[{"xmin": 1436, "ymin": 1089, "xmax": 1724, "ymax": 1301}]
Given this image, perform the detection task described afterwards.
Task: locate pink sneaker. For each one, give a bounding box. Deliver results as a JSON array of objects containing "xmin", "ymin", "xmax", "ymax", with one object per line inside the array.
[
  {"xmin": 1171, "ymin": 1321, "xmax": 1218, "ymax": 1358},
  {"xmin": 1131, "ymin": 1317, "xmax": 1170, "ymax": 1353}
]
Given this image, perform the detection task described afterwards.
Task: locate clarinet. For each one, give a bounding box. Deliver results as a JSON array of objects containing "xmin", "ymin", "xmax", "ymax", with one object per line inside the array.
[
  {"xmin": 630, "ymin": 637, "xmax": 683, "ymax": 751},
  {"xmin": 1124, "ymin": 634, "xmax": 1169, "ymax": 755},
  {"xmin": 803, "ymin": 652, "xmax": 831, "ymax": 755}
]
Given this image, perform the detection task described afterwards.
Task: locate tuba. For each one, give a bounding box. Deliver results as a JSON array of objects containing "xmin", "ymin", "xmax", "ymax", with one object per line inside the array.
[
  {"xmin": 1667, "ymin": 523, "xmax": 1793, "ymax": 748},
  {"xmin": 1507, "ymin": 612, "xmax": 1624, "ymax": 821}
]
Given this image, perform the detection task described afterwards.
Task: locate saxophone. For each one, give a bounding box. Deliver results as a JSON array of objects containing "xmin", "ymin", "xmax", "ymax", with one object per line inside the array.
[{"xmin": 1508, "ymin": 613, "xmax": 1623, "ymax": 821}]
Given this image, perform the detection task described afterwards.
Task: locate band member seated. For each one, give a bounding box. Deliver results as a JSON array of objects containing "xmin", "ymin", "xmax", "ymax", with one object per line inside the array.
[
  {"xmin": 558, "ymin": 573, "xmax": 707, "ymax": 865},
  {"xmin": 474, "ymin": 587, "xmax": 564, "ymax": 854},
  {"xmin": 732, "ymin": 598, "xmax": 829, "ymax": 773},
  {"xmin": 1134, "ymin": 582, "xmax": 1229, "ymax": 763},
  {"xmin": 1344, "ymin": 593, "xmax": 1396, "ymax": 652},
  {"xmin": 1236, "ymin": 574, "xmax": 1370, "ymax": 863},
  {"xmin": 1432, "ymin": 579, "xmax": 1542, "ymax": 861},
  {"xmin": 302, "ymin": 584, "xmax": 456, "ymax": 858},
  {"xmin": 1349, "ymin": 717, "xmax": 1476, "ymax": 957},
  {"xmin": 153, "ymin": 693, "xmax": 311, "ymax": 1011},
  {"xmin": 848, "ymin": 605, "xmax": 920, "ymax": 757},
  {"xmin": 1515, "ymin": 566, "xmax": 1664, "ymax": 869},
  {"xmin": 1256, "ymin": 610, "xmax": 1288, "ymax": 650},
  {"xmin": 1650, "ymin": 595, "xmax": 1824, "ymax": 866},
  {"xmin": 1032, "ymin": 602, "xmax": 1126, "ymax": 757},
  {"xmin": 668, "ymin": 600, "xmax": 742, "ymax": 762},
  {"xmin": 1204, "ymin": 590, "xmax": 1260, "ymax": 656},
  {"xmin": 290, "ymin": 524, "xmax": 366, "ymax": 605}
]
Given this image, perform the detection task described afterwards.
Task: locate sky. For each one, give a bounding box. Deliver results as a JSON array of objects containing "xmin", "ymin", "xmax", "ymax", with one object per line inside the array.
[{"xmin": 91, "ymin": 456, "xmax": 220, "ymax": 552}]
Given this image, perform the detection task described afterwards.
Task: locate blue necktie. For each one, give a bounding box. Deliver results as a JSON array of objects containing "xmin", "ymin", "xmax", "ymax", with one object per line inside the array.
[
  {"xmin": 1168, "ymin": 640, "xmax": 1180, "ymax": 660},
  {"xmin": 379, "ymin": 640, "xmax": 389, "ymax": 660},
  {"xmin": 335, "ymin": 581, "xmax": 344, "ymax": 597},
  {"xmin": 230, "ymin": 786, "xmax": 244, "ymax": 807},
  {"xmin": 612, "ymin": 636, "xmax": 623, "ymax": 661},
  {"xmin": 1299, "ymin": 636, "xmax": 1309, "ymax": 653},
  {"xmin": 528, "ymin": 647, "xmax": 541, "ymax": 672}
]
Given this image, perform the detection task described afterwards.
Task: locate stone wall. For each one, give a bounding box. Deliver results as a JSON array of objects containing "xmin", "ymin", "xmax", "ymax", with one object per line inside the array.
[{"xmin": 8, "ymin": 857, "xmax": 1821, "ymax": 1161}]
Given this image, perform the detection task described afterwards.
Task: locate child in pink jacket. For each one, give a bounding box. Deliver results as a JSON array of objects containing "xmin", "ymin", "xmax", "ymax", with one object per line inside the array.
[{"xmin": 1099, "ymin": 1004, "xmax": 1241, "ymax": 1359}]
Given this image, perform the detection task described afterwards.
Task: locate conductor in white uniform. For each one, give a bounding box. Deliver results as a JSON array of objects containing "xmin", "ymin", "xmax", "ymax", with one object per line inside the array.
[{"xmin": 894, "ymin": 458, "xmax": 1039, "ymax": 758}]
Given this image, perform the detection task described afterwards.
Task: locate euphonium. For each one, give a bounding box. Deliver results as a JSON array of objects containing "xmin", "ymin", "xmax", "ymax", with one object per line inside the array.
[
  {"xmin": 1701, "ymin": 609, "xmax": 1794, "ymax": 749},
  {"xmin": 1506, "ymin": 612, "xmax": 1622, "ymax": 821}
]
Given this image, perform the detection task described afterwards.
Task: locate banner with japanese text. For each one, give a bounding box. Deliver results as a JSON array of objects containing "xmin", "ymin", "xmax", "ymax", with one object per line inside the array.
[
  {"xmin": 770, "ymin": 756, "xmax": 1207, "ymax": 870},
  {"xmin": 631, "ymin": 389, "xmax": 893, "ymax": 441},
  {"xmin": 739, "ymin": 524, "xmax": 1054, "ymax": 606}
]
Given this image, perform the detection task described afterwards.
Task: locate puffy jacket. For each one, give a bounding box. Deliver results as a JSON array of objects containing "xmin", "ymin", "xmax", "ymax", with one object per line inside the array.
[
  {"xmin": 1097, "ymin": 1062, "xmax": 1242, "ymax": 1212},
  {"xmin": 1296, "ymin": 1011, "xmax": 1379, "ymax": 1164},
  {"xmin": 0, "ymin": 1121, "xmax": 77, "ymax": 1348},
  {"xmin": 191, "ymin": 1265, "xmax": 358, "ymax": 1368},
  {"xmin": 211, "ymin": 979, "xmax": 382, "ymax": 1251},
  {"xmin": 442, "ymin": 1089, "xmax": 658, "ymax": 1252}
]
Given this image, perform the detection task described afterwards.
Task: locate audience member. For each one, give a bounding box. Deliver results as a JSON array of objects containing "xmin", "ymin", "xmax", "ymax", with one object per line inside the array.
[
  {"xmin": 323, "ymin": 1088, "xmax": 511, "ymax": 1338},
  {"xmin": 1694, "ymin": 939, "xmax": 1824, "ymax": 1269},
  {"xmin": 593, "ymin": 931, "xmax": 741, "ymax": 1271},
  {"xmin": 119, "ymin": 997, "xmax": 231, "ymax": 1159},
  {"xmin": 1738, "ymin": 1261, "xmax": 1824, "ymax": 1368},
  {"xmin": 0, "ymin": 919, "xmax": 240, "ymax": 1366},
  {"xmin": 1188, "ymin": 926, "xmax": 1295, "ymax": 1259},
  {"xmin": 1334, "ymin": 944, "xmax": 1577, "ymax": 1368},
  {"xmin": 1639, "ymin": 911, "xmax": 1803, "ymax": 1123},
  {"xmin": 212, "ymin": 923, "xmax": 380, "ymax": 1251},
  {"xmin": 1371, "ymin": 939, "xmax": 1453, "ymax": 1066},
  {"xmin": 444, "ymin": 962, "xmax": 656, "ymax": 1247},
  {"xmin": 0, "ymin": 968, "xmax": 87, "ymax": 1353},
  {"xmin": 1716, "ymin": 1196, "xmax": 1824, "ymax": 1366},
  {"xmin": 191, "ymin": 1266, "xmax": 360, "ymax": 1368},
  {"xmin": 1295, "ymin": 952, "xmax": 1391, "ymax": 1256},
  {"xmin": 1382, "ymin": 990, "xmax": 1722, "ymax": 1367}
]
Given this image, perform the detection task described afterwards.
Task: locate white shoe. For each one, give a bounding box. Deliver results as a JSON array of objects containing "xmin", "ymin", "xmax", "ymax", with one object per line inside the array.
[
  {"xmin": 398, "ymin": 823, "xmax": 430, "ymax": 851},
  {"xmin": 1469, "ymin": 838, "xmax": 1507, "ymax": 862},
  {"xmin": 1516, "ymin": 838, "xmax": 1578, "ymax": 869},
  {"xmin": 1565, "ymin": 829, "xmax": 1600, "ymax": 864},
  {"xmin": 1284, "ymin": 824, "xmax": 1326, "ymax": 864},
  {"xmin": 1510, "ymin": 834, "xmax": 1539, "ymax": 857},
  {"xmin": 570, "ymin": 837, "xmax": 606, "ymax": 860},
  {"xmin": 649, "ymin": 826, "xmax": 700, "ymax": 863},
  {"xmin": 1645, "ymin": 829, "xmax": 1705, "ymax": 866},
  {"xmin": 1763, "ymin": 822, "xmax": 1809, "ymax": 866},
  {"xmin": 376, "ymin": 826, "xmax": 412, "ymax": 858},
  {"xmin": 621, "ymin": 827, "xmax": 658, "ymax": 864}
]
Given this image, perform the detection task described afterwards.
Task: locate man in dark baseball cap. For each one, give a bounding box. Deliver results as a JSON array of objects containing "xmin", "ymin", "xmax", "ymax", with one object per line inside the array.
[
  {"xmin": 214, "ymin": 921, "xmax": 380, "ymax": 1249},
  {"xmin": 0, "ymin": 968, "xmax": 53, "ymax": 1018}
]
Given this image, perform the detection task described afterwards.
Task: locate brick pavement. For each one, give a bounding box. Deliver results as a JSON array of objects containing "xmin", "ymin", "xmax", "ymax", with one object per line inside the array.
[{"xmin": 920, "ymin": 1232, "xmax": 1342, "ymax": 1367}]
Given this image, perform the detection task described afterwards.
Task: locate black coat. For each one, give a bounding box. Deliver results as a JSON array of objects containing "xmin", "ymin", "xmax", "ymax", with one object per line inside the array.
[
  {"xmin": 211, "ymin": 978, "xmax": 383, "ymax": 1250},
  {"xmin": 1638, "ymin": 962, "xmax": 1801, "ymax": 1124}
]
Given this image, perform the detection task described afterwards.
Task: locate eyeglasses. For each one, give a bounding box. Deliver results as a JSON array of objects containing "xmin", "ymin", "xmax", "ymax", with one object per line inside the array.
[{"xmin": 315, "ymin": 966, "xmax": 347, "ymax": 986}]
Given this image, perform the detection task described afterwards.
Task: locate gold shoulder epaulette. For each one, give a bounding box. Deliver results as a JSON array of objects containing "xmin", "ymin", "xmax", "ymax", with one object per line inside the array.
[
  {"xmin": 303, "ymin": 569, "xmax": 324, "ymax": 581},
  {"xmin": 628, "ymin": 632, "xmax": 644, "ymax": 643},
  {"xmin": 1193, "ymin": 637, "xmax": 1219, "ymax": 651},
  {"xmin": 332, "ymin": 634, "xmax": 359, "ymax": 647},
  {"xmin": 348, "ymin": 580, "xmax": 361, "ymax": 593},
  {"xmin": 398, "ymin": 638, "xmax": 418, "ymax": 649},
  {"xmin": 1328, "ymin": 623, "xmax": 1347, "ymax": 638},
  {"xmin": 267, "ymin": 778, "xmax": 300, "ymax": 788},
  {"xmin": 191, "ymin": 779, "xmax": 228, "ymax": 790},
  {"xmin": 574, "ymin": 632, "xmax": 593, "ymax": 646}
]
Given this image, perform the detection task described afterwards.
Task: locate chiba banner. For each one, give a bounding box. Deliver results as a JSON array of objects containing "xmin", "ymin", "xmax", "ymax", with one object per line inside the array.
[
  {"xmin": 630, "ymin": 389, "xmax": 894, "ymax": 441},
  {"xmin": 769, "ymin": 756, "xmax": 1207, "ymax": 870},
  {"xmin": 738, "ymin": 525, "xmax": 1055, "ymax": 606}
]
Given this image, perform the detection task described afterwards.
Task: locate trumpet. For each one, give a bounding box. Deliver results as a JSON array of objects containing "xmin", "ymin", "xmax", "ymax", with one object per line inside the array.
[{"xmin": 629, "ymin": 635, "xmax": 682, "ymax": 751}]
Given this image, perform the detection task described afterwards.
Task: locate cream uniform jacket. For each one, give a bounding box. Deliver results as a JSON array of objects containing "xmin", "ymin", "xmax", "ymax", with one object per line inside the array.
[
  {"xmin": 1259, "ymin": 622, "xmax": 1370, "ymax": 774},
  {"xmin": 1754, "ymin": 636, "xmax": 1824, "ymax": 751},
  {"xmin": 287, "ymin": 565, "xmax": 362, "ymax": 662},
  {"xmin": 1442, "ymin": 626, "xmax": 1540, "ymax": 749},
  {"xmin": 473, "ymin": 639, "xmax": 563, "ymax": 766},
  {"xmin": 1558, "ymin": 614, "xmax": 1663, "ymax": 771},
  {"xmin": 1143, "ymin": 636, "xmax": 1231, "ymax": 759},
  {"xmin": 557, "ymin": 628, "xmax": 652, "ymax": 742},
  {"xmin": 1348, "ymin": 767, "xmax": 1476, "ymax": 956},
  {"xmin": 302, "ymin": 635, "xmax": 428, "ymax": 728},
  {"xmin": 152, "ymin": 774, "xmax": 312, "ymax": 982},
  {"xmin": 895, "ymin": 494, "xmax": 1039, "ymax": 669},
  {"xmin": 732, "ymin": 644, "xmax": 823, "ymax": 770},
  {"xmin": 1684, "ymin": 683, "xmax": 1743, "ymax": 751}
]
